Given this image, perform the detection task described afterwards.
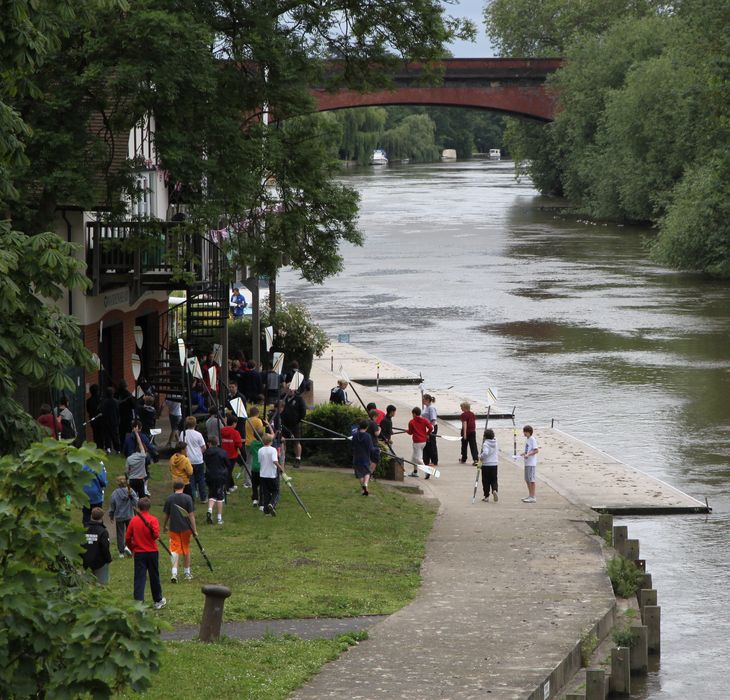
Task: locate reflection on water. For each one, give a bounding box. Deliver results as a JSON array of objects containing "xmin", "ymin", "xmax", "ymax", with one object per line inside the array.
[{"xmin": 279, "ymin": 160, "xmax": 730, "ymax": 698}]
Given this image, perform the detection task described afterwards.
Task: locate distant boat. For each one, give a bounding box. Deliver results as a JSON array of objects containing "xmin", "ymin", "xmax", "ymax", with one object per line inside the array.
[
  {"xmin": 370, "ymin": 149, "xmax": 388, "ymax": 165},
  {"xmin": 489, "ymin": 149, "xmax": 501, "ymax": 160},
  {"xmin": 441, "ymin": 149, "xmax": 457, "ymax": 161}
]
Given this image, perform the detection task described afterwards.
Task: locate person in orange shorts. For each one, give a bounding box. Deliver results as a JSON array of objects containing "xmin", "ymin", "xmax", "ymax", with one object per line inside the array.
[{"xmin": 162, "ymin": 478, "xmax": 197, "ymax": 583}]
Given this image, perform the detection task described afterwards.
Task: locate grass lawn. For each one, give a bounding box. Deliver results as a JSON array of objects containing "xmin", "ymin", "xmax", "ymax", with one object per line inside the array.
[
  {"xmin": 116, "ymin": 633, "xmax": 367, "ymax": 700},
  {"xmin": 103, "ymin": 455, "xmax": 437, "ymax": 625}
]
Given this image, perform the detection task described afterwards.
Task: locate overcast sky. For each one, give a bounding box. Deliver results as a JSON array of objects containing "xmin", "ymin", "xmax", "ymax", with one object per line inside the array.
[{"xmin": 446, "ymin": 0, "xmax": 495, "ymax": 57}]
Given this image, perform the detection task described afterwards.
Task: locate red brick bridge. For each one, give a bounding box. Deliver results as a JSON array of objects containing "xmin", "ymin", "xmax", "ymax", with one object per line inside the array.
[{"xmin": 312, "ymin": 58, "xmax": 562, "ymax": 122}]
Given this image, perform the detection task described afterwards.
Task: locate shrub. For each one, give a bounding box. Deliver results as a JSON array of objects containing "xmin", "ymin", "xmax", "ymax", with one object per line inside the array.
[
  {"xmin": 606, "ymin": 556, "xmax": 645, "ymax": 598},
  {"xmin": 580, "ymin": 630, "xmax": 598, "ymax": 667},
  {"xmin": 302, "ymin": 403, "xmax": 368, "ymax": 467},
  {"xmin": 612, "ymin": 622, "xmax": 635, "ymax": 648}
]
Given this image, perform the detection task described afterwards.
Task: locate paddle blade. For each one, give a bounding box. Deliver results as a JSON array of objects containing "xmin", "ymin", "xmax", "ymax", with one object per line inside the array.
[
  {"xmin": 486, "ymin": 387, "xmax": 499, "ymax": 406},
  {"xmin": 230, "ymin": 397, "xmax": 247, "ymax": 419}
]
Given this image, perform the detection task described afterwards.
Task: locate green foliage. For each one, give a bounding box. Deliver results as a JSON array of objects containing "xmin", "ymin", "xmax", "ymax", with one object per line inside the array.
[
  {"xmin": 226, "ymin": 299, "xmax": 328, "ymax": 372},
  {"xmin": 488, "ymin": 0, "xmax": 730, "ymax": 275},
  {"xmin": 606, "ymin": 556, "xmax": 645, "ymax": 598},
  {"xmin": 0, "ymin": 439, "xmax": 160, "ymax": 697},
  {"xmin": 118, "ymin": 633, "xmax": 369, "ymax": 700},
  {"xmin": 0, "ymin": 224, "xmax": 94, "ymax": 454},
  {"xmin": 302, "ymin": 403, "xmax": 369, "ymax": 466},
  {"xmin": 580, "ymin": 630, "xmax": 598, "ymax": 667},
  {"xmin": 612, "ymin": 622, "xmax": 636, "ymax": 648},
  {"xmin": 333, "ymin": 106, "xmax": 506, "ymax": 162}
]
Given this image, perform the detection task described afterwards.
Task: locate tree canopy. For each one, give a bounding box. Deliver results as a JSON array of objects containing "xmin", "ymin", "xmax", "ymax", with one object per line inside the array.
[{"xmin": 486, "ymin": 0, "xmax": 730, "ymax": 276}]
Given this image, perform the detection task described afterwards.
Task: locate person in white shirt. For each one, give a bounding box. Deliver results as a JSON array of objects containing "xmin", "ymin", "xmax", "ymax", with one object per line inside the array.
[
  {"xmin": 257, "ymin": 433, "xmax": 290, "ymax": 516},
  {"xmin": 181, "ymin": 416, "xmax": 207, "ymax": 503},
  {"xmin": 165, "ymin": 399, "xmax": 182, "ymax": 445},
  {"xmin": 520, "ymin": 425, "xmax": 539, "ymax": 503}
]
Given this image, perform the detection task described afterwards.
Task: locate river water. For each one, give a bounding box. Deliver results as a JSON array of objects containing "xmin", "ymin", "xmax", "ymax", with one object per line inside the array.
[{"xmin": 279, "ymin": 160, "xmax": 730, "ymax": 699}]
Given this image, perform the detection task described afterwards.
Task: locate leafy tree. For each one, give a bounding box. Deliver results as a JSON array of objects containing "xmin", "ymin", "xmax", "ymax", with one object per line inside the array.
[{"xmin": 0, "ymin": 439, "xmax": 160, "ymax": 697}]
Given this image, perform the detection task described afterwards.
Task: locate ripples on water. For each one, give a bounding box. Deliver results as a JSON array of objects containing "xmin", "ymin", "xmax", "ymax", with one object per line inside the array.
[{"xmin": 279, "ymin": 160, "xmax": 730, "ymax": 698}]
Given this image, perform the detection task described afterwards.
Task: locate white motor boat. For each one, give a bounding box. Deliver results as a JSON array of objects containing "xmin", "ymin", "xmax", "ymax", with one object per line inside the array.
[{"xmin": 370, "ymin": 149, "xmax": 388, "ymax": 165}]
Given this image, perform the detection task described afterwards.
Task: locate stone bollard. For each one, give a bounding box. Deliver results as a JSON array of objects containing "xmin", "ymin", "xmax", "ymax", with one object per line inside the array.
[
  {"xmin": 640, "ymin": 572, "xmax": 653, "ymax": 590},
  {"xmin": 630, "ymin": 625, "xmax": 648, "ymax": 674},
  {"xmin": 624, "ymin": 539, "xmax": 640, "ymax": 561},
  {"xmin": 613, "ymin": 526, "xmax": 628, "ymax": 556},
  {"xmin": 585, "ymin": 669, "xmax": 605, "ymax": 700},
  {"xmin": 610, "ymin": 647, "xmax": 631, "ymax": 695},
  {"xmin": 199, "ymin": 584, "xmax": 232, "ymax": 642},
  {"xmin": 644, "ymin": 605, "xmax": 661, "ymax": 655},
  {"xmin": 639, "ymin": 589, "xmax": 657, "ymax": 619},
  {"xmin": 597, "ymin": 513, "xmax": 613, "ymax": 539}
]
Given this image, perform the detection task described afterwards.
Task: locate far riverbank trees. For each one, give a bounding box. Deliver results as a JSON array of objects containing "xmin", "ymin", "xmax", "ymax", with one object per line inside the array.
[{"xmin": 485, "ymin": 0, "xmax": 730, "ymax": 277}]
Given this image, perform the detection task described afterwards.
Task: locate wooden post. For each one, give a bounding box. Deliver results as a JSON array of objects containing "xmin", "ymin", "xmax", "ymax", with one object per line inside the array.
[
  {"xmin": 644, "ymin": 605, "xmax": 661, "ymax": 654},
  {"xmin": 565, "ymin": 694, "xmax": 584, "ymax": 700},
  {"xmin": 610, "ymin": 647, "xmax": 631, "ymax": 695},
  {"xmin": 199, "ymin": 584, "xmax": 232, "ymax": 642},
  {"xmin": 585, "ymin": 669, "xmax": 605, "ymax": 700},
  {"xmin": 640, "ymin": 573, "xmax": 653, "ymax": 590},
  {"xmin": 624, "ymin": 539, "xmax": 640, "ymax": 561},
  {"xmin": 639, "ymin": 589, "xmax": 657, "ymax": 619},
  {"xmin": 630, "ymin": 625, "xmax": 648, "ymax": 674},
  {"xmin": 597, "ymin": 514, "xmax": 613, "ymax": 539},
  {"xmin": 613, "ymin": 526, "xmax": 628, "ymax": 556}
]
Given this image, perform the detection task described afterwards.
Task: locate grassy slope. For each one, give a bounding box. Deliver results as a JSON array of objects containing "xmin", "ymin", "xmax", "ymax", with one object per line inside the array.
[{"xmin": 104, "ymin": 457, "xmax": 437, "ymax": 625}]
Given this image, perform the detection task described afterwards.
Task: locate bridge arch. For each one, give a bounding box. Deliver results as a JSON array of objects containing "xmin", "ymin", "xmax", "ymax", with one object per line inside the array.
[{"xmin": 311, "ymin": 58, "xmax": 562, "ymax": 122}]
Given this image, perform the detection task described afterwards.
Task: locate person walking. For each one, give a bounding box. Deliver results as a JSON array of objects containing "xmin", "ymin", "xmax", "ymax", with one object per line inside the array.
[
  {"xmin": 81, "ymin": 461, "xmax": 107, "ymax": 527},
  {"xmin": 421, "ymin": 394, "xmax": 438, "ymax": 479},
  {"xmin": 220, "ymin": 414, "xmax": 243, "ymax": 492},
  {"xmin": 164, "ymin": 397, "xmax": 182, "ymax": 446},
  {"xmin": 258, "ymin": 433, "xmax": 291, "ymax": 516},
  {"xmin": 480, "ymin": 428, "xmax": 499, "ymax": 502},
  {"xmin": 204, "ymin": 436, "xmax": 231, "ymax": 525},
  {"xmin": 459, "ymin": 401, "xmax": 479, "ymax": 466},
  {"xmin": 82, "ymin": 507, "xmax": 112, "ymax": 584},
  {"xmin": 169, "ymin": 442, "xmax": 194, "ymax": 497},
  {"xmin": 163, "ymin": 479, "xmax": 197, "ymax": 583},
  {"xmin": 108, "ymin": 476, "xmax": 137, "ymax": 558},
  {"xmin": 281, "ymin": 387, "xmax": 306, "ymax": 468},
  {"xmin": 37, "ymin": 404, "xmax": 61, "ymax": 439},
  {"xmin": 329, "ymin": 379, "xmax": 349, "ymax": 404},
  {"xmin": 406, "ymin": 407, "xmax": 433, "ymax": 477},
  {"xmin": 125, "ymin": 497, "xmax": 166, "ymax": 608},
  {"xmin": 352, "ymin": 420, "xmax": 379, "ymax": 496},
  {"xmin": 520, "ymin": 425, "xmax": 539, "ymax": 503},
  {"xmin": 86, "ymin": 384, "xmax": 102, "ymax": 447},
  {"xmin": 99, "ymin": 387, "xmax": 120, "ymax": 453},
  {"xmin": 125, "ymin": 428, "xmax": 148, "ymax": 499},
  {"xmin": 181, "ymin": 416, "xmax": 207, "ymax": 503}
]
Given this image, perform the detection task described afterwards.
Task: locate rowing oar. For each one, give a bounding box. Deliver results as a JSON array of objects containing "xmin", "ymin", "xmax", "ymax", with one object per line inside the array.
[
  {"xmin": 282, "ymin": 475, "xmax": 312, "ymax": 518},
  {"xmin": 302, "ymin": 420, "xmax": 441, "ymax": 479},
  {"xmin": 391, "ymin": 426, "xmax": 460, "ymax": 441},
  {"xmin": 133, "ymin": 507, "xmax": 171, "ymax": 556},
  {"xmin": 471, "ymin": 463, "xmax": 481, "ymax": 504},
  {"xmin": 173, "ymin": 503, "xmax": 213, "ymax": 571}
]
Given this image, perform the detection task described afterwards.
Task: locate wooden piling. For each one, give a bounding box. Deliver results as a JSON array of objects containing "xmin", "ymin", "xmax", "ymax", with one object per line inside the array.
[
  {"xmin": 565, "ymin": 694, "xmax": 584, "ymax": 700},
  {"xmin": 613, "ymin": 526, "xmax": 628, "ymax": 556},
  {"xmin": 640, "ymin": 572, "xmax": 653, "ymax": 590},
  {"xmin": 585, "ymin": 669, "xmax": 605, "ymax": 700},
  {"xmin": 630, "ymin": 625, "xmax": 648, "ymax": 674},
  {"xmin": 639, "ymin": 589, "xmax": 657, "ymax": 619},
  {"xmin": 597, "ymin": 513, "xmax": 613, "ymax": 539},
  {"xmin": 610, "ymin": 647, "xmax": 631, "ymax": 695},
  {"xmin": 644, "ymin": 605, "xmax": 661, "ymax": 654},
  {"xmin": 624, "ymin": 539, "xmax": 640, "ymax": 561}
]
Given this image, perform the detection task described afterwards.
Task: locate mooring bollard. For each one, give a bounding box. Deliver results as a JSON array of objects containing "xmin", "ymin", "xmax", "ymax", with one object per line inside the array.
[
  {"xmin": 585, "ymin": 669, "xmax": 605, "ymax": 700},
  {"xmin": 630, "ymin": 625, "xmax": 648, "ymax": 673},
  {"xmin": 199, "ymin": 584, "xmax": 232, "ymax": 642},
  {"xmin": 597, "ymin": 513, "xmax": 613, "ymax": 539},
  {"xmin": 610, "ymin": 647, "xmax": 631, "ymax": 695},
  {"xmin": 644, "ymin": 605, "xmax": 661, "ymax": 655},
  {"xmin": 613, "ymin": 526, "xmax": 628, "ymax": 556},
  {"xmin": 639, "ymin": 589, "xmax": 657, "ymax": 619},
  {"xmin": 624, "ymin": 539, "xmax": 640, "ymax": 561}
]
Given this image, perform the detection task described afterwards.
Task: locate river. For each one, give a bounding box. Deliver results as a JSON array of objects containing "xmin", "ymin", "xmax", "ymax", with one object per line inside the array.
[{"xmin": 279, "ymin": 159, "xmax": 730, "ymax": 699}]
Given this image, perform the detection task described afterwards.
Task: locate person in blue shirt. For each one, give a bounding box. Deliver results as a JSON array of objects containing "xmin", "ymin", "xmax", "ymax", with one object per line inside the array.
[
  {"xmin": 82, "ymin": 462, "xmax": 108, "ymax": 526},
  {"xmin": 230, "ymin": 287, "xmax": 247, "ymax": 319}
]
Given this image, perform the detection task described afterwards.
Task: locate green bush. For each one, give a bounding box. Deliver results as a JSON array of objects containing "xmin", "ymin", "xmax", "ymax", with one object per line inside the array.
[
  {"xmin": 580, "ymin": 630, "xmax": 598, "ymax": 667},
  {"xmin": 302, "ymin": 403, "xmax": 367, "ymax": 466},
  {"xmin": 606, "ymin": 556, "xmax": 645, "ymax": 598},
  {"xmin": 612, "ymin": 622, "xmax": 635, "ymax": 648}
]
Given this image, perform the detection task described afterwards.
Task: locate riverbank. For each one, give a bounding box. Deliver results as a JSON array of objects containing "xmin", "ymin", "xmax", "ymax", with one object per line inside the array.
[{"xmin": 295, "ymin": 346, "xmax": 616, "ymax": 699}]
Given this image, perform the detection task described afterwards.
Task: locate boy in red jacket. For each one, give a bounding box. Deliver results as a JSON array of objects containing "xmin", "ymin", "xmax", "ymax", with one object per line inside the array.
[
  {"xmin": 407, "ymin": 407, "xmax": 433, "ymax": 478},
  {"xmin": 125, "ymin": 497, "xmax": 166, "ymax": 609},
  {"xmin": 220, "ymin": 414, "xmax": 243, "ymax": 492}
]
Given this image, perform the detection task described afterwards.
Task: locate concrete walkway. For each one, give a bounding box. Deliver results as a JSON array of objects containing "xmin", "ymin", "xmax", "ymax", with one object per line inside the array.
[{"xmin": 291, "ymin": 361, "xmax": 616, "ymax": 699}]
